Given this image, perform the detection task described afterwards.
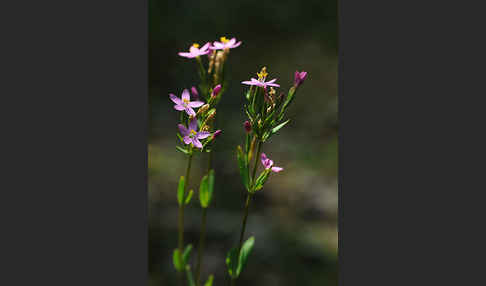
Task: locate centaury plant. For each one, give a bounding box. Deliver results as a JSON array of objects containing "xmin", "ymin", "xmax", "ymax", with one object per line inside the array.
[
  {"xmin": 226, "ymin": 67, "xmax": 307, "ymax": 285},
  {"xmin": 170, "ymin": 36, "xmax": 241, "ymax": 286}
]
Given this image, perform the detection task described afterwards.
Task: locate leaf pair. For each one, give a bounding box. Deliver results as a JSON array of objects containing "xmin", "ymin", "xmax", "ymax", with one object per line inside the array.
[
  {"xmin": 199, "ymin": 169, "xmax": 215, "ymax": 208},
  {"xmin": 226, "ymin": 236, "xmax": 255, "ymax": 279},
  {"xmin": 172, "ymin": 244, "xmax": 192, "ymax": 272},
  {"xmin": 177, "ymin": 176, "xmax": 193, "ymax": 205}
]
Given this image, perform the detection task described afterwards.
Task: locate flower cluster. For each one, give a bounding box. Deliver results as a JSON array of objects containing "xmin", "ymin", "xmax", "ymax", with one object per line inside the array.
[{"xmin": 236, "ymin": 66, "xmax": 307, "ymax": 193}]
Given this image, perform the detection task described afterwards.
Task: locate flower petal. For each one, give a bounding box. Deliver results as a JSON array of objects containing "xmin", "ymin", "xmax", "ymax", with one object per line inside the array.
[
  {"xmin": 178, "ymin": 124, "xmax": 189, "ymax": 136},
  {"xmin": 181, "ymin": 89, "xmax": 190, "ymax": 101},
  {"xmin": 174, "ymin": 104, "xmax": 185, "ymax": 111},
  {"xmin": 183, "ymin": 136, "xmax": 192, "ymax": 145},
  {"xmin": 266, "ymin": 82, "xmax": 280, "ymax": 87},
  {"xmin": 189, "ymin": 117, "xmax": 198, "ymax": 131},
  {"xmin": 212, "ymin": 42, "xmax": 224, "ymax": 49},
  {"xmin": 242, "ymin": 81, "xmax": 256, "ymax": 85},
  {"xmin": 271, "ymin": 166, "xmax": 283, "ymax": 173},
  {"xmin": 192, "ymin": 138, "xmax": 203, "ymax": 149},
  {"xmin": 169, "ymin": 93, "xmax": 182, "ymax": 104},
  {"xmin": 231, "ymin": 41, "xmax": 242, "ymax": 48},
  {"xmin": 267, "ymin": 78, "xmax": 277, "ymax": 84},
  {"xmin": 197, "ymin": 131, "xmax": 211, "ymax": 139},
  {"xmin": 188, "ymin": 101, "xmax": 204, "ymax": 108},
  {"xmin": 201, "ymin": 42, "xmax": 211, "ymax": 51},
  {"xmin": 185, "ymin": 107, "xmax": 196, "ymax": 117},
  {"xmin": 228, "ymin": 38, "xmax": 236, "ymax": 45},
  {"xmin": 178, "ymin": 52, "xmax": 195, "ymax": 58}
]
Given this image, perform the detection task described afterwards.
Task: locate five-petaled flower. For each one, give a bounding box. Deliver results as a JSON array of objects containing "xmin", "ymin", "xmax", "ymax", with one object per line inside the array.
[
  {"xmin": 178, "ymin": 117, "xmax": 211, "ymax": 149},
  {"xmin": 241, "ymin": 77, "xmax": 280, "ymax": 89},
  {"xmin": 170, "ymin": 89, "xmax": 204, "ymax": 116},
  {"xmin": 294, "ymin": 71, "xmax": 308, "ymax": 87},
  {"xmin": 211, "ymin": 37, "xmax": 242, "ymax": 50},
  {"xmin": 178, "ymin": 43, "xmax": 212, "ymax": 58},
  {"xmin": 261, "ymin": 153, "xmax": 283, "ymax": 173}
]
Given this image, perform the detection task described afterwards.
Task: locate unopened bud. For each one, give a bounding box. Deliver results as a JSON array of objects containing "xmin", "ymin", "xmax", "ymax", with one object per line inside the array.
[
  {"xmin": 212, "ymin": 84, "xmax": 222, "ymax": 97},
  {"xmin": 197, "ymin": 104, "xmax": 210, "ymax": 115},
  {"xmin": 213, "ymin": 129, "xmax": 222, "ymax": 139},
  {"xmin": 244, "ymin": 120, "xmax": 252, "ymax": 133},
  {"xmin": 190, "ymin": 86, "xmax": 199, "ymax": 99},
  {"xmin": 294, "ymin": 70, "xmax": 308, "ymax": 87}
]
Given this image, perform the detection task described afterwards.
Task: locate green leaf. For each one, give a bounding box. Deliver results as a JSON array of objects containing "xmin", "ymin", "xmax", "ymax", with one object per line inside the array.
[
  {"xmin": 199, "ymin": 174, "xmax": 209, "ymax": 208},
  {"xmin": 226, "ymin": 247, "xmax": 239, "ymax": 278},
  {"xmin": 271, "ymin": 119, "xmax": 290, "ymax": 134},
  {"xmin": 177, "ymin": 176, "xmax": 185, "ymax": 206},
  {"xmin": 185, "ymin": 189, "xmax": 193, "ymax": 205},
  {"xmin": 253, "ymin": 170, "xmax": 270, "ymax": 191},
  {"xmin": 173, "ymin": 249, "xmax": 183, "ymax": 272},
  {"xmin": 183, "ymin": 244, "xmax": 193, "ymax": 266},
  {"xmin": 185, "ymin": 265, "xmax": 196, "ymax": 286},
  {"xmin": 236, "ymin": 146, "xmax": 249, "ymax": 191},
  {"xmin": 176, "ymin": 146, "xmax": 189, "ymax": 154},
  {"xmin": 204, "ymin": 275, "xmax": 214, "ymax": 286},
  {"xmin": 237, "ymin": 236, "xmax": 255, "ymax": 276}
]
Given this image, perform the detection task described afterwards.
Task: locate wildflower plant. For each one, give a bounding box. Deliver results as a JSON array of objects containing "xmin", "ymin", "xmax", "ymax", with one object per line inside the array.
[
  {"xmin": 168, "ymin": 36, "xmax": 307, "ymax": 286},
  {"xmin": 170, "ymin": 36, "xmax": 241, "ymax": 286},
  {"xmin": 226, "ymin": 67, "xmax": 307, "ymax": 285}
]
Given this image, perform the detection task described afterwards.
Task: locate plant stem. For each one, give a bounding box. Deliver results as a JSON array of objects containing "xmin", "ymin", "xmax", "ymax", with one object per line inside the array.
[
  {"xmin": 195, "ymin": 207, "xmax": 207, "ymax": 286},
  {"xmin": 231, "ymin": 140, "xmax": 262, "ymax": 285},
  {"xmin": 178, "ymin": 151, "xmax": 193, "ymax": 285}
]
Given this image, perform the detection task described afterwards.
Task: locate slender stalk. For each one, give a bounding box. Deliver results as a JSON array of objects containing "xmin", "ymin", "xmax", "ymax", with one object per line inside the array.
[
  {"xmin": 178, "ymin": 151, "xmax": 193, "ymax": 285},
  {"xmin": 195, "ymin": 207, "xmax": 207, "ymax": 286},
  {"xmin": 231, "ymin": 140, "xmax": 262, "ymax": 285}
]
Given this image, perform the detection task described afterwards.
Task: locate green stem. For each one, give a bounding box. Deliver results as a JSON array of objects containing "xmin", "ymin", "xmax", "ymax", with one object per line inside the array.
[
  {"xmin": 195, "ymin": 207, "xmax": 207, "ymax": 286},
  {"xmin": 178, "ymin": 151, "xmax": 193, "ymax": 284},
  {"xmin": 231, "ymin": 141, "xmax": 262, "ymax": 285}
]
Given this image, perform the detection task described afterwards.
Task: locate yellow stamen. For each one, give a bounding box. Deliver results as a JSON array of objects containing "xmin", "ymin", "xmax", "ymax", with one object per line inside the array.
[
  {"xmin": 192, "ymin": 43, "xmax": 200, "ymax": 48},
  {"xmin": 257, "ymin": 67, "xmax": 268, "ymax": 80},
  {"xmin": 220, "ymin": 36, "xmax": 229, "ymax": 43},
  {"xmin": 190, "ymin": 129, "xmax": 197, "ymax": 136},
  {"xmin": 183, "ymin": 98, "xmax": 190, "ymax": 104}
]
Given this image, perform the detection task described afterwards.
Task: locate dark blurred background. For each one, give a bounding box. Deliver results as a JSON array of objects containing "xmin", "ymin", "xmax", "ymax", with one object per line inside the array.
[{"xmin": 149, "ymin": 0, "xmax": 338, "ymax": 285}]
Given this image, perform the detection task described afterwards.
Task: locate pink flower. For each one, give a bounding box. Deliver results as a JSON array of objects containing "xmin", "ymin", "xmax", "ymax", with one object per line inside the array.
[
  {"xmin": 211, "ymin": 37, "xmax": 242, "ymax": 50},
  {"xmin": 178, "ymin": 43, "xmax": 211, "ymax": 58},
  {"xmin": 241, "ymin": 77, "xmax": 280, "ymax": 89},
  {"xmin": 178, "ymin": 118, "xmax": 211, "ymax": 149},
  {"xmin": 244, "ymin": 120, "xmax": 252, "ymax": 133},
  {"xmin": 294, "ymin": 71, "xmax": 307, "ymax": 87},
  {"xmin": 169, "ymin": 89, "xmax": 204, "ymax": 116},
  {"xmin": 261, "ymin": 153, "xmax": 283, "ymax": 173}
]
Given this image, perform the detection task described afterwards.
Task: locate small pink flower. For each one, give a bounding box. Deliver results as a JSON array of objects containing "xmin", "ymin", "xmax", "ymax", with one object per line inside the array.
[
  {"xmin": 241, "ymin": 77, "xmax": 280, "ymax": 89},
  {"xmin": 211, "ymin": 37, "xmax": 242, "ymax": 50},
  {"xmin": 169, "ymin": 89, "xmax": 204, "ymax": 116},
  {"xmin": 244, "ymin": 121, "xmax": 252, "ymax": 133},
  {"xmin": 178, "ymin": 43, "xmax": 211, "ymax": 58},
  {"xmin": 261, "ymin": 153, "xmax": 283, "ymax": 173},
  {"xmin": 190, "ymin": 86, "xmax": 199, "ymax": 100},
  {"xmin": 178, "ymin": 118, "xmax": 211, "ymax": 149}
]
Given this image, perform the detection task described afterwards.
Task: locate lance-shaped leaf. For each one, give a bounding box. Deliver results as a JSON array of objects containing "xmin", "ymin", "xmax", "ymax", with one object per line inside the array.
[
  {"xmin": 236, "ymin": 146, "xmax": 250, "ymax": 191},
  {"xmin": 271, "ymin": 119, "xmax": 290, "ymax": 134},
  {"xmin": 177, "ymin": 176, "xmax": 185, "ymax": 205},
  {"xmin": 253, "ymin": 170, "xmax": 271, "ymax": 192},
  {"xmin": 204, "ymin": 275, "xmax": 214, "ymax": 286},
  {"xmin": 199, "ymin": 170, "xmax": 214, "ymax": 208},
  {"xmin": 185, "ymin": 189, "xmax": 193, "ymax": 205},
  {"xmin": 176, "ymin": 146, "xmax": 189, "ymax": 154},
  {"xmin": 225, "ymin": 247, "xmax": 239, "ymax": 279},
  {"xmin": 183, "ymin": 244, "xmax": 193, "ymax": 267},
  {"xmin": 280, "ymin": 86, "xmax": 296, "ymax": 115},
  {"xmin": 173, "ymin": 249, "xmax": 183, "ymax": 272},
  {"xmin": 237, "ymin": 236, "xmax": 255, "ymax": 276}
]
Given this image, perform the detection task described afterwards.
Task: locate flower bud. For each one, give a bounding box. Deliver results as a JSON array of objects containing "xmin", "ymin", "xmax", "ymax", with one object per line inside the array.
[
  {"xmin": 213, "ymin": 129, "xmax": 222, "ymax": 139},
  {"xmin": 196, "ymin": 104, "xmax": 210, "ymax": 116},
  {"xmin": 244, "ymin": 120, "xmax": 252, "ymax": 133},
  {"xmin": 212, "ymin": 84, "xmax": 222, "ymax": 97},
  {"xmin": 190, "ymin": 86, "xmax": 199, "ymax": 99},
  {"xmin": 294, "ymin": 71, "xmax": 308, "ymax": 87}
]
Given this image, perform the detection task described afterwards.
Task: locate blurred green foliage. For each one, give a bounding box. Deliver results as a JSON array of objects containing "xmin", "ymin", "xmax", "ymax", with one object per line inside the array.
[{"xmin": 149, "ymin": 0, "xmax": 337, "ymax": 285}]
